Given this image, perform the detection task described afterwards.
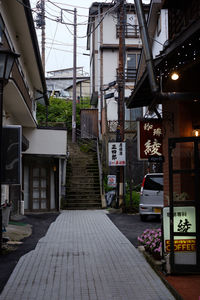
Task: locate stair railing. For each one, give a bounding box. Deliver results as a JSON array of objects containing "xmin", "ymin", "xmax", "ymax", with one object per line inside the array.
[{"xmin": 96, "ymin": 138, "xmax": 103, "ymax": 197}]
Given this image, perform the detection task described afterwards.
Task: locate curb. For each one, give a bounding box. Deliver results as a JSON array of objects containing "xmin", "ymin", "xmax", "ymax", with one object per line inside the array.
[{"xmin": 138, "ymin": 247, "xmax": 184, "ymax": 300}]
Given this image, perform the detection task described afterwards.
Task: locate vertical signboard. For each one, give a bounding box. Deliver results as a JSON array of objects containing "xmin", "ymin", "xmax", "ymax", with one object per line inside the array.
[
  {"xmin": 1, "ymin": 125, "xmax": 22, "ymax": 184},
  {"xmin": 137, "ymin": 119, "xmax": 163, "ymax": 160},
  {"xmin": 108, "ymin": 142, "xmax": 126, "ymax": 166}
]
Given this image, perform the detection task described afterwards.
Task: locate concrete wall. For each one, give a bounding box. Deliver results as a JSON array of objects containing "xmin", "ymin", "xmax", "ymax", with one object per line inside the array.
[
  {"xmin": 23, "ymin": 128, "xmax": 67, "ymax": 156},
  {"xmin": 152, "ymin": 9, "xmax": 168, "ymax": 58}
]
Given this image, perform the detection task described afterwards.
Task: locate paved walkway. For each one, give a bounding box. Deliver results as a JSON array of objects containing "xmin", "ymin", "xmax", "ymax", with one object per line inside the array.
[{"xmin": 0, "ymin": 211, "xmax": 174, "ymax": 300}]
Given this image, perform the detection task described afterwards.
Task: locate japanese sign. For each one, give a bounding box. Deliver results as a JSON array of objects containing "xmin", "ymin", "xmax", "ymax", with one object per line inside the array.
[
  {"xmin": 108, "ymin": 142, "xmax": 126, "ymax": 166},
  {"xmin": 107, "ymin": 175, "xmax": 117, "ymax": 188},
  {"xmin": 163, "ymin": 206, "xmax": 196, "ymax": 253},
  {"xmin": 137, "ymin": 120, "xmax": 163, "ymax": 160}
]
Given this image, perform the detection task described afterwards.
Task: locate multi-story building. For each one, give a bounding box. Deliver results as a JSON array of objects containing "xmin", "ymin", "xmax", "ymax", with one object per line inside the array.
[
  {"xmin": 87, "ymin": 1, "xmax": 149, "ymax": 139},
  {"xmin": 87, "ymin": 1, "xmax": 149, "ymax": 186},
  {"xmin": 46, "ymin": 67, "xmax": 90, "ymax": 100},
  {"xmin": 0, "ymin": 0, "xmax": 67, "ymax": 214}
]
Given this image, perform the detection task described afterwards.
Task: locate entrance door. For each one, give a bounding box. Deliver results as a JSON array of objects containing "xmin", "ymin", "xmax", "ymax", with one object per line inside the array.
[
  {"xmin": 30, "ymin": 165, "xmax": 50, "ymax": 211},
  {"xmin": 168, "ymin": 137, "xmax": 200, "ymax": 273}
]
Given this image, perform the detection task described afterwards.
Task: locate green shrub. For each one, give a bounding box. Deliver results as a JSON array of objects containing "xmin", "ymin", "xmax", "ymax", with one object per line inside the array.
[{"xmin": 125, "ymin": 190, "xmax": 140, "ymax": 212}]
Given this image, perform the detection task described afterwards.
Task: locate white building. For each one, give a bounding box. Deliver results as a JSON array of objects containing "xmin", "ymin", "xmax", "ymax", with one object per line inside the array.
[
  {"xmin": 0, "ymin": 0, "xmax": 67, "ymax": 213},
  {"xmin": 87, "ymin": 2, "xmax": 149, "ymax": 137}
]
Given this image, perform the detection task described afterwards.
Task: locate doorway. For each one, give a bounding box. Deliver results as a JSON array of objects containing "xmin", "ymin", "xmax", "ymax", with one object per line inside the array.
[
  {"xmin": 167, "ymin": 137, "xmax": 200, "ymax": 273},
  {"xmin": 29, "ymin": 165, "xmax": 50, "ymax": 211}
]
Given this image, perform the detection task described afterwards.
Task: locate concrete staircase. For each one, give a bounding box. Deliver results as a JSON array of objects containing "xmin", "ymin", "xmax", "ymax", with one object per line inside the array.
[{"xmin": 63, "ymin": 139, "xmax": 102, "ymax": 209}]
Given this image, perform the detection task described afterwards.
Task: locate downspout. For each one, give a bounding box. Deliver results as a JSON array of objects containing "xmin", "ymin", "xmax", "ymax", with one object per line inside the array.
[
  {"xmin": 97, "ymin": 4, "xmax": 102, "ymax": 139},
  {"xmin": 134, "ymin": 0, "xmax": 159, "ymax": 94}
]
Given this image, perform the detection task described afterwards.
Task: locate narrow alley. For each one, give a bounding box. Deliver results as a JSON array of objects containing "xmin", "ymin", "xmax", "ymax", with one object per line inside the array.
[{"xmin": 0, "ymin": 210, "xmax": 174, "ymax": 300}]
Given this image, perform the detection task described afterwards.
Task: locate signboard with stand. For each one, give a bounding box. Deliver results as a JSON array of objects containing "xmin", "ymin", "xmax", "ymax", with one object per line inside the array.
[
  {"xmin": 108, "ymin": 142, "xmax": 126, "ymax": 166},
  {"xmin": 163, "ymin": 206, "xmax": 196, "ymax": 265}
]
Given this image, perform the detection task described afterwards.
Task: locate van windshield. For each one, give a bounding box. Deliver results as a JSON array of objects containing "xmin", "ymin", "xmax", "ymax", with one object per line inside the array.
[{"xmin": 144, "ymin": 176, "xmax": 163, "ymax": 191}]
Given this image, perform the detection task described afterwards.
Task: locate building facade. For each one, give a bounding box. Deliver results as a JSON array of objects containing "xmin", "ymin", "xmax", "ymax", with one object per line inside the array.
[
  {"xmin": 0, "ymin": 0, "xmax": 67, "ymax": 214},
  {"xmin": 127, "ymin": 0, "xmax": 200, "ymax": 273},
  {"xmin": 87, "ymin": 2, "xmax": 149, "ymax": 138}
]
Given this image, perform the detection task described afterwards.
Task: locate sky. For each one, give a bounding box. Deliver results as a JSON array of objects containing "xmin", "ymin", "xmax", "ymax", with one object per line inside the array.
[{"xmin": 30, "ymin": 0, "xmax": 150, "ymax": 75}]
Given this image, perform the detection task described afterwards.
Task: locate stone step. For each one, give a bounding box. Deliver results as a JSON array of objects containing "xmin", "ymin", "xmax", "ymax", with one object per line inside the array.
[
  {"xmin": 64, "ymin": 203, "xmax": 102, "ymax": 209},
  {"xmin": 66, "ymin": 184, "xmax": 100, "ymax": 188},
  {"xmin": 65, "ymin": 198, "xmax": 101, "ymax": 204},
  {"xmin": 66, "ymin": 189, "xmax": 100, "ymax": 194}
]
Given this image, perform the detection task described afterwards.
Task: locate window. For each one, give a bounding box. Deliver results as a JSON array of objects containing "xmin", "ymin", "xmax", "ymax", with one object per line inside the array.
[
  {"xmin": 144, "ymin": 175, "xmax": 163, "ymax": 191},
  {"xmin": 126, "ymin": 14, "xmax": 139, "ymax": 37},
  {"xmin": 125, "ymin": 53, "xmax": 140, "ymax": 81}
]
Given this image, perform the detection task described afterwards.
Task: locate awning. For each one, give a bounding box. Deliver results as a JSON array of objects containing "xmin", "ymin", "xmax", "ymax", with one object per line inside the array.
[{"xmin": 127, "ymin": 18, "xmax": 200, "ymax": 108}]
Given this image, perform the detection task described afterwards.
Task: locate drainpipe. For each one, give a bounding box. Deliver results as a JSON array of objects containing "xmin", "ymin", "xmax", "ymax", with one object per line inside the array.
[
  {"xmin": 97, "ymin": 4, "xmax": 102, "ymax": 139},
  {"xmin": 134, "ymin": 0, "xmax": 159, "ymax": 94}
]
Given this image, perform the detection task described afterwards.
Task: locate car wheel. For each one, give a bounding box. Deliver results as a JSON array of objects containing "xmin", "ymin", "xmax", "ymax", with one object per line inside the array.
[{"xmin": 140, "ymin": 214, "xmax": 148, "ymax": 221}]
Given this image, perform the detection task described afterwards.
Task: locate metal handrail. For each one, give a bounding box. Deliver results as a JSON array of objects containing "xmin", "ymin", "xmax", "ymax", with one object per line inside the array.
[{"xmin": 96, "ymin": 138, "xmax": 103, "ymax": 196}]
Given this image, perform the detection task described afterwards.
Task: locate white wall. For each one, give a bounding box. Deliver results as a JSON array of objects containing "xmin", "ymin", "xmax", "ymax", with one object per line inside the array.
[
  {"xmin": 152, "ymin": 9, "xmax": 168, "ymax": 58},
  {"xmin": 103, "ymin": 51, "xmax": 118, "ymax": 85},
  {"xmin": 23, "ymin": 166, "xmax": 29, "ymax": 210},
  {"xmin": 23, "ymin": 128, "xmax": 67, "ymax": 156},
  {"xmin": 103, "ymin": 13, "xmax": 118, "ymax": 44},
  {"xmin": 107, "ymin": 98, "xmax": 118, "ymax": 121},
  {"xmin": 50, "ymin": 169, "xmax": 55, "ymax": 209}
]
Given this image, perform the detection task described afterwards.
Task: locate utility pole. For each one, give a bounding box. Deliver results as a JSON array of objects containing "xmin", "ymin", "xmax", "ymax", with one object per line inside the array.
[
  {"xmin": 36, "ymin": 0, "xmax": 46, "ymax": 73},
  {"xmin": 72, "ymin": 8, "xmax": 77, "ymax": 143},
  {"xmin": 117, "ymin": 0, "xmax": 126, "ymax": 207},
  {"xmin": 41, "ymin": 0, "xmax": 45, "ymax": 73}
]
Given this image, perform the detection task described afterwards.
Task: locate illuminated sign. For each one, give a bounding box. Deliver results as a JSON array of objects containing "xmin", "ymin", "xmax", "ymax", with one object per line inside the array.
[
  {"xmin": 137, "ymin": 120, "xmax": 163, "ymax": 160},
  {"xmin": 108, "ymin": 142, "xmax": 126, "ymax": 166},
  {"xmin": 165, "ymin": 239, "xmax": 196, "ymax": 252},
  {"xmin": 163, "ymin": 206, "xmax": 196, "ymax": 253}
]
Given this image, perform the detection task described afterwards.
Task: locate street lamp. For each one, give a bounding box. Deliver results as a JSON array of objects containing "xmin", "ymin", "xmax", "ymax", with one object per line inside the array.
[{"xmin": 0, "ymin": 49, "xmax": 20, "ymax": 252}]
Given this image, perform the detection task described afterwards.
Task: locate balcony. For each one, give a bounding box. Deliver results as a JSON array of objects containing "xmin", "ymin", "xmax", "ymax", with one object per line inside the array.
[
  {"xmin": 117, "ymin": 68, "xmax": 137, "ymax": 82},
  {"xmin": 107, "ymin": 120, "xmax": 137, "ymax": 133},
  {"xmin": 116, "ymin": 24, "xmax": 140, "ymax": 38}
]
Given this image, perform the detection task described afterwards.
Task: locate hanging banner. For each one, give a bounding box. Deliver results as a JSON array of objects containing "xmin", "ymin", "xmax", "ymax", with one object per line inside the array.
[
  {"xmin": 108, "ymin": 142, "xmax": 126, "ymax": 166},
  {"xmin": 137, "ymin": 119, "xmax": 163, "ymax": 160}
]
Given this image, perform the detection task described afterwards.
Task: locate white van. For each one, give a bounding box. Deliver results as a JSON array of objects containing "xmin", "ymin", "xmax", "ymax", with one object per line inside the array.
[{"xmin": 139, "ymin": 173, "xmax": 163, "ymax": 221}]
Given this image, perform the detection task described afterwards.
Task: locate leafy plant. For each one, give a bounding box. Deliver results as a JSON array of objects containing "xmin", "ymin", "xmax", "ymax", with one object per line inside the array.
[
  {"xmin": 36, "ymin": 97, "xmax": 83, "ymax": 131},
  {"xmin": 125, "ymin": 191, "xmax": 140, "ymax": 211},
  {"xmin": 137, "ymin": 228, "xmax": 162, "ymax": 259}
]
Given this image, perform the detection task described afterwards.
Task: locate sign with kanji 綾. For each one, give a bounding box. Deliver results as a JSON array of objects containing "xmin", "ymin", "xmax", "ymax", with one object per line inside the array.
[
  {"xmin": 163, "ymin": 206, "xmax": 196, "ymax": 253},
  {"xmin": 137, "ymin": 119, "xmax": 163, "ymax": 160},
  {"xmin": 108, "ymin": 142, "xmax": 126, "ymax": 166}
]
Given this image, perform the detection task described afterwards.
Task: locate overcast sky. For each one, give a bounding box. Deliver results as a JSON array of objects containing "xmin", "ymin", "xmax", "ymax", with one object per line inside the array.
[{"xmin": 31, "ymin": 0, "xmax": 150, "ymax": 75}]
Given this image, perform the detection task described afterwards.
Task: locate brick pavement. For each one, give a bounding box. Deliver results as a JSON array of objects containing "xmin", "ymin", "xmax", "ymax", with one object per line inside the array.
[{"xmin": 0, "ymin": 210, "xmax": 175, "ymax": 300}]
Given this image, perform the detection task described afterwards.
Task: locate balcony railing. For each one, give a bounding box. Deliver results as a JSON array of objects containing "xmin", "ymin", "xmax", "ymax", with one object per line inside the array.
[
  {"xmin": 107, "ymin": 120, "xmax": 137, "ymax": 133},
  {"xmin": 116, "ymin": 24, "xmax": 140, "ymax": 38},
  {"xmin": 117, "ymin": 68, "xmax": 137, "ymax": 82}
]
